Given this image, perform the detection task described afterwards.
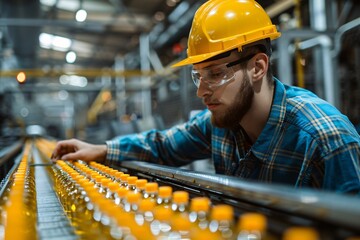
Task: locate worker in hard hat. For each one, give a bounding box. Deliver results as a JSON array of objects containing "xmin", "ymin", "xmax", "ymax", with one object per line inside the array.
[{"xmin": 52, "ymin": 0, "xmax": 360, "ymax": 194}]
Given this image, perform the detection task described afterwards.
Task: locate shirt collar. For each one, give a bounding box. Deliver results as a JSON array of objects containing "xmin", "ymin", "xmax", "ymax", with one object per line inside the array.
[{"xmin": 251, "ymin": 77, "xmax": 287, "ymax": 159}]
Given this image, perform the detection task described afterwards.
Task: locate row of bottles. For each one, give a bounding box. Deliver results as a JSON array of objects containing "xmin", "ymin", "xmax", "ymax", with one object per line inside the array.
[
  {"xmin": 2, "ymin": 137, "xmax": 354, "ymax": 240},
  {"xmin": 43, "ymin": 151, "xmax": 321, "ymax": 240},
  {"xmin": 0, "ymin": 140, "xmax": 37, "ymax": 240}
]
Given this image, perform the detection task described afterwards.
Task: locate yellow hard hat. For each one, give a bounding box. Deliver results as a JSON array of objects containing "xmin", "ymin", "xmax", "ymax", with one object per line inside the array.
[{"xmin": 172, "ymin": 0, "xmax": 281, "ymax": 67}]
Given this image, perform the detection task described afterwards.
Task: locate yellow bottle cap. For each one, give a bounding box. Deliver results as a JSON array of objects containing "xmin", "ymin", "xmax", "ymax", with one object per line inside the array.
[
  {"xmin": 158, "ymin": 186, "xmax": 172, "ymax": 198},
  {"xmin": 190, "ymin": 197, "xmax": 210, "ymax": 212},
  {"xmin": 136, "ymin": 179, "xmax": 148, "ymax": 189},
  {"xmin": 283, "ymin": 227, "xmax": 320, "ymax": 240},
  {"xmin": 120, "ymin": 174, "xmax": 130, "ymax": 182},
  {"xmin": 211, "ymin": 204, "xmax": 233, "ymax": 221},
  {"xmin": 101, "ymin": 178, "xmax": 111, "ymax": 187},
  {"xmin": 127, "ymin": 176, "xmax": 138, "ymax": 185},
  {"xmin": 145, "ymin": 182, "xmax": 158, "ymax": 192},
  {"xmin": 115, "ymin": 172, "xmax": 124, "ymax": 179},
  {"xmin": 95, "ymin": 175, "xmax": 103, "ymax": 183},
  {"xmin": 238, "ymin": 212, "xmax": 267, "ymax": 232},
  {"xmin": 173, "ymin": 191, "xmax": 189, "ymax": 204}
]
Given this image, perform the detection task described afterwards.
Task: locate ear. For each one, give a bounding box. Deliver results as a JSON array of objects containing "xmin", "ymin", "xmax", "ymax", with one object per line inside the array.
[{"xmin": 251, "ymin": 53, "xmax": 268, "ymax": 81}]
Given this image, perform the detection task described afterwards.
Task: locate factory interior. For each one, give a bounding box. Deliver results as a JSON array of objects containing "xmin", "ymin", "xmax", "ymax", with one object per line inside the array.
[{"xmin": 1, "ymin": 0, "xmax": 360, "ymax": 239}]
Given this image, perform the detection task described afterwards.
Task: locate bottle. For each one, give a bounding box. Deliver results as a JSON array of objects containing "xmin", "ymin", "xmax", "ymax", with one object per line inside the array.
[
  {"xmin": 151, "ymin": 206, "xmax": 173, "ymax": 238},
  {"xmin": 236, "ymin": 212, "xmax": 268, "ymax": 240},
  {"xmin": 114, "ymin": 187, "xmax": 128, "ymax": 207},
  {"xmin": 143, "ymin": 182, "xmax": 158, "ymax": 202},
  {"xmin": 135, "ymin": 198, "xmax": 155, "ymax": 226},
  {"xmin": 127, "ymin": 176, "xmax": 138, "ymax": 191},
  {"xmin": 114, "ymin": 172, "xmax": 124, "ymax": 184},
  {"xmin": 169, "ymin": 213, "xmax": 192, "ymax": 239},
  {"xmin": 209, "ymin": 204, "xmax": 234, "ymax": 239},
  {"xmin": 99, "ymin": 178, "xmax": 112, "ymax": 194},
  {"xmin": 157, "ymin": 186, "xmax": 172, "ymax": 208},
  {"xmin": 135, "ymin": 179, "xmax": 148, "ymax": 194},
  {"xmin": 120, "ymin": 174, "xmax": 130, "ymax": 188},
  {"xmin": 189, "ymin": 197, "xmax": 211, "ymax": 230},
  {"xmin": 106, "ymin": 182, "xmax": 119, "ymax": 200},
  {"xmin": 171, "ymin": 191, "xmax": 189, "ymax": 214},
  {"xmin": 124, "ymin": 192, "xmax": 141, "ymax": 213},
  {"xmin": 282, "ymin": 226, "xmax": 320, "ymax": 240}
]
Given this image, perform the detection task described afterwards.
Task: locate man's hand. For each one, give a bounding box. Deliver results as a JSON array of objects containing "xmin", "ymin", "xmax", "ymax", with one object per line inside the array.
[{"xmin": 51, "ymin": 138, "xmax": 107, "ymax": 162}]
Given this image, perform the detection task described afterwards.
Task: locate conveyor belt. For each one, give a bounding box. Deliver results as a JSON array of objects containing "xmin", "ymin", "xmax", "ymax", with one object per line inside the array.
[
  {"xmin": 35, "ymin": 164, "xmax": 77, "ymax": 240},
  {"xmin": 2, "ymin": 138, "xmax": 360, "ymax": 240}
]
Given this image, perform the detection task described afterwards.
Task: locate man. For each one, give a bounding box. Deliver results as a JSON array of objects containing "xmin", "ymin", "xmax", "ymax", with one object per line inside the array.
[{"xmin": 52, "ymin": 0, "xmax": 360, "ymax": 194}]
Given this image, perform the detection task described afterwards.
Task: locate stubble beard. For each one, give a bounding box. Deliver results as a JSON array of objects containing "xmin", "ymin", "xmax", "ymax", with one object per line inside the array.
[{"xmin": 211, "ymin": 73, "xmax": 254, "ymax": 129}]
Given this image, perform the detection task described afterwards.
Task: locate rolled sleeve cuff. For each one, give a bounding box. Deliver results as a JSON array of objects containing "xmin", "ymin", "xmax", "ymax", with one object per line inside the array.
[{"xmin": 105, "ymin": 140, "xmax": 121, "ymax": 165}]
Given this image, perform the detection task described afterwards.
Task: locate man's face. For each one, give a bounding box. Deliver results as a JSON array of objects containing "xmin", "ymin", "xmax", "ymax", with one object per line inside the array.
[{"xmin": 194, "ymin": 52, "xmax": 254, "ymax": 129}]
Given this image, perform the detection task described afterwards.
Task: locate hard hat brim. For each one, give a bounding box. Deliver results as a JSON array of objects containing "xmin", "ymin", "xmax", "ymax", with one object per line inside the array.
[{"xmin": 171, "ymin": 50, "xmax": 225, "ymax": 68}]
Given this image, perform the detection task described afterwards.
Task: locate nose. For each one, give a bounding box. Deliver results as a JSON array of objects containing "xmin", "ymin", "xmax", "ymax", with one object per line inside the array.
[{"xmin": 196, "ymin": 79, "xmax": 212, "ymax": 98}]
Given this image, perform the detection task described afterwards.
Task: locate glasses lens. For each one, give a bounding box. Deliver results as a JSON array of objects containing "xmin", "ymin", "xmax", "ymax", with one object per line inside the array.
[
  {"xmin": 192, "ymin": 66, "xmax": 235, "ymax": 88},
  {"xmin": 191, "ymin": 70, "xmax": 201, "ymax": 87}
]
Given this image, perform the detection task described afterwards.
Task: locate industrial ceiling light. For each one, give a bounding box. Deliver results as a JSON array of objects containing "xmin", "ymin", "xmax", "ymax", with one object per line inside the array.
[
  {"xmin": 75, "ymin": 9, "xmax": 87, "ymax": 22},
  {"xmin": 66, "ymin": 51, "xmax": 77, "ymax": 64}
]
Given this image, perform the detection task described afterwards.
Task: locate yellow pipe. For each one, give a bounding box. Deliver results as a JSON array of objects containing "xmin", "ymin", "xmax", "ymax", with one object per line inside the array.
[{"xmin": 295, "ymin": 0, "xmax": 305, "ymax": 88}]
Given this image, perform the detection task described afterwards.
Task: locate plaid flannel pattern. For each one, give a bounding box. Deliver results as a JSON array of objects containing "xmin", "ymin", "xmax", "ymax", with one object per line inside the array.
[{"xmin": 106, "ymin": 78, "xmax": 360, "ymax": 193}]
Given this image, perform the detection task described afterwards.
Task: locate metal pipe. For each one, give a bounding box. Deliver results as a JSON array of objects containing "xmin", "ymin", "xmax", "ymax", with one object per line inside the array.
[
  {"xmin": 139, "ymin": 34, "xmax": 152, "ymax": 119},
  {"xmin": 333, "ymin": 17, "xmax": 360, "ymax": 57},
  {"xmin": 117, "ymin": 161, "xmax": 360, "ymax": 232},
  {"xmin": 298, "ymin": 35, "xmax": 336, "ymax": 106}
]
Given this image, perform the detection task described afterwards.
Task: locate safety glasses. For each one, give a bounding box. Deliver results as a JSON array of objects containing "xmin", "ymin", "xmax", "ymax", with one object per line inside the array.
[{"xmin": 191, "ymin": 54, "xmax": 256, "ymax": 89}]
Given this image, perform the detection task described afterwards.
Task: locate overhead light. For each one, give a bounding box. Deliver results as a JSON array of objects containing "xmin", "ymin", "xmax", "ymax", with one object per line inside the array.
[
  {"xmin": 39, "ymin": 33, "xmax": 72, "ymax": 52},
  {"xmin": 59, "ymin": 75, "xmax": 88, "ymax": 87},
  {"xmin": 66, "ymin": 51, "xmax": 77, "ymax": 64},
  {"xmin": 16, "ymin": 71, "xmax": 26, "ymax": 84},
  {"xmin": 75, "ymin": 9, "xmax": 87, "ymax": 22}
]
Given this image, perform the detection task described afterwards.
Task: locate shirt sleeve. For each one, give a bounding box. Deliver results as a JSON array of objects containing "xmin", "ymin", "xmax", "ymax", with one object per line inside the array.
[
  {"xmin": 322, "ymin": 142, "xmax": 360, "ymax": 195},
  {"xmin": 105, "ymin": 109, "xmax": 213, "ymax": 167}
]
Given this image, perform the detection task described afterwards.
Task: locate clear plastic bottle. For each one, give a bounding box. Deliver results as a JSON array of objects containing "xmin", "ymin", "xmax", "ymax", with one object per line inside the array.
[
  {"xmin": 114, "ymin": 187, "xmax": 128, "ymax": 207},
  {"xmin": 236, "ymin": 212, "xmax": 268, "ymax": 240},
  {"xmin": 99, "ymin": 178, "xmax": 111, "ymax": 194},
  {"xmin": 114, "ymin": 172, "xmax": 124, "ymax": 184},
  {"xmin": 106, "ymin": 182, "xmax": 119, "ymax": 200},
  {"xmin": 124, "ymin": 191, "xmax": 141, "ymax": 213},
  {"xmin": 135, "ymin": 198, "xmax": 155, "ymax": 226},
  {"xmin": 151, "ymin": 206, "xmax": 173, "ymax": 238},
  {"xmin": 169, "ymin": 213, "xmax": 192, "ymax": 239},
  {"xmin": 209, "ymin": 204, "xmax": 234, "ymax": 239},
  {"xmin": 135, "ymin": 179, "xmax": 148, "ymax": 194},
  {"xmin": 127, "ymin": 176, "xmax": 138, "ymax": 191},
  {"xmin": 171, "ymin": 191, "xmax": 189, "ymax": 214},
  {"xmin": 120, "ymin": 174, "xmax": 130, "ymax": 188},
  {"xmin": 189, "ymin": 197, "xmax": 211, "ymax": 230},
  {"xmin": 157, "ymin": 186, "xmax": 172, "ymax": 208},
  {"xmin": 143, "ymin": 182, "xmax": 159, "ymax": 202}
]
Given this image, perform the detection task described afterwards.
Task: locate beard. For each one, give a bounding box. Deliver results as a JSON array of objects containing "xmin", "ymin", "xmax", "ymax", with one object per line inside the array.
[{"xmin": 211, "ymin": 73, "xmax": 254, "ymax": 129}]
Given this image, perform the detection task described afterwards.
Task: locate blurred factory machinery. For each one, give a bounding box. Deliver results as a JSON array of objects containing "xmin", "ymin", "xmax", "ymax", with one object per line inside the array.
[{"xmin": 0, "ymin": 0, "xmax": 359, "ymax": 145}]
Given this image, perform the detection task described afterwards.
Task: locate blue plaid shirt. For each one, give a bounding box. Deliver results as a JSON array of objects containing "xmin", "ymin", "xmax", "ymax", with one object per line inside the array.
[{"xmin": 106, "ymin": 78, "xmax": 360, "ymax": 193}]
